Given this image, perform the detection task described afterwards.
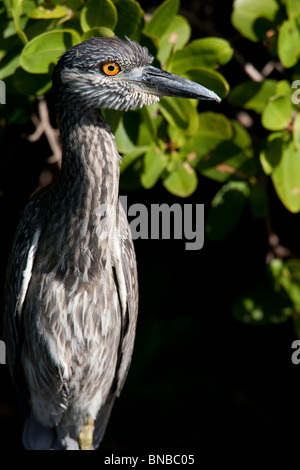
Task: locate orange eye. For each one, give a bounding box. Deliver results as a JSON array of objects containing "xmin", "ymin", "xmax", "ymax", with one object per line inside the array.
[{"xmin": 101, "ymin": 62, "xmax": 120, "ymax": 76}]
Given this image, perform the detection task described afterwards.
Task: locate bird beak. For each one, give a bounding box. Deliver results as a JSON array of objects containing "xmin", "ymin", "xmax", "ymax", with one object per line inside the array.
[{"xmin": 122, "ymin": 65, "xmax": 221, "ymax": 102}]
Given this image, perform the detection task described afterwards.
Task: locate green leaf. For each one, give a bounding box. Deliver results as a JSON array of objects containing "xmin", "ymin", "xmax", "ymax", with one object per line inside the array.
[
  {"xmin": 196, "ymin": 119, "xmax": 254, "ymax": 182},
  {"xmin": 231, "ymin": 0, "xmax": 280, "ymax": 42},
  {"xmin": 159, "ymin": 96, "xmax": 199, "ymax": 132},
  {"xmin": 197, "ymin": 112, "xmax": 233, "ymax": 139},
  {"xmin": 229, "ymin": 80, "xmax": 278, "ymax": 113},
  {"xmin": 12, "ymin": 66, "xmax": 51, "ymax": 95},
  {"xmin": 163, "ymin": 164, "xmax": 198, "ymax": 197},
  {"xmin": 81, "ymin": 27, "xmax": 115, "ymax": 40},
  {"xmin": 11, "ymin": 0, "xmax": 28, "ymax": 44},
  {"xmin": 120, "ymin": 146, "xmax": 148, "ymax": 174},
  {"xmin": 144, "ymin": 0, "xmax": 180, "ymax": 39},
  {"xmin": 259, "ymin": 132, "xmax": 283, "ymax": 175},
  {"xmin": 80, "ymin": 0, "xmax": 117, "ymax": 33},
  {"xmin": 293, "ymin": 113, "xmax": 300, "ymax": 150},
  {"xmin": 24, "ymin": 18, "xmax": 60, "ymax": 41},
  {"xmin": 28, "ymin": 5, "xmax": 69, "ymax": 19},
  {"xmin": 268, "ymin": 258, "xmax": 300, "ymax": 313},
  {"xmin": 180, "ymin": 134, "xmax": 222, "ymax": 167},
  {"xmin": 101, "ymin": 108, "xmax": 123, "ymax": 133},
  {"xmin": 278, "ymin": 18, "xmax": 300, "ymax": 68},
  {"xmin": 183, "ymin": 68, "xmax": 229, "ymax": 99},
  {"xmin": 157, "ymin": 15, "xmax": 191, "ymax": 65},
  {"xmin": 262, "ymin": 95, "xmax": 293, "ymax": 131},
  {"xmin": 115, "ymin": 112, "xmax": 141, "ymax": 153},
  {"xmin": 286, "ymin": 0, "xmax": 300, "ymax": 18},
  {"xmin": 170, "ymin": 38, "xmax": 233, "ymax": 73},
  {"xmin": 280, "ymin": 259, "xmax": 300, "ymax": 313},
  {"xmin": 141, "ymin": 143, "xmax": 167, "ymax": 189},
  {"xmin": 205, "ymin": 181, "xmax": 250, "ymax": 240},
  {"xmin": 20, "ymin": 29, "xmax": 81, "ymax": 74},
  {"xmin": 3, "ymin": 17, "xmax": 28, "ymax": 39},
  {"xmin": 272, "ymin": 139, "xmax": 300, "ymax": 213},
  {"xmin": 276, "ymin": 79, "xmax": 292, "ymax": 96},
  {"xmin": 180, "ymin": 118, "xmax": 250, "ymax": 179},
  {"xmin": 114, "ymin": 0, "xmax": 143, "ymax": 38},
  {"xmin": 0, "ymin": 46, "xmax": 22, "ymax": 79}
]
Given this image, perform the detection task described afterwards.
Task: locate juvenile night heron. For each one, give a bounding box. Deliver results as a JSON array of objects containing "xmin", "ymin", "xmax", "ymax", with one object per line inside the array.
[{"xmin": 3, "ymin": 37, "xmax": 220, "ymax": 450}]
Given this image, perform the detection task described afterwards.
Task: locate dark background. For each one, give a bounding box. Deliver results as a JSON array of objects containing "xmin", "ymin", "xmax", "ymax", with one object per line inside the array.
[{"xmin": 1, "ymin": 0, "xmax": 300, "ymax": 457}]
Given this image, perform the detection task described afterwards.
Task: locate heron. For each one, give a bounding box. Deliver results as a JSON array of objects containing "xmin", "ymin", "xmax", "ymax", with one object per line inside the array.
[{"xmin": 3, "ymin": 36, "xmax": 220, "ymax": 450}]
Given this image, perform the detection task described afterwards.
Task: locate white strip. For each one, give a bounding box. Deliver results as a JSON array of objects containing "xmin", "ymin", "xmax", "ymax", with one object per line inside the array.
[{"xmin": 16, "ymin": 228, "xmax": 41, "ymax": 315}]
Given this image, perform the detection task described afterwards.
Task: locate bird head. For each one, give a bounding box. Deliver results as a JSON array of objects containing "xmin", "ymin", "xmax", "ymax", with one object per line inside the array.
[{"xmin": 52, "ymin": 36, "xmax": 221, "ymax": 111}]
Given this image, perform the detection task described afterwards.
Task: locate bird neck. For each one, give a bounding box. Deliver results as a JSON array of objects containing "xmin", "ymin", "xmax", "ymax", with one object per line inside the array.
[{"xmin": 57, "ymin": 104, "xmax": 120, "ymax": 212}]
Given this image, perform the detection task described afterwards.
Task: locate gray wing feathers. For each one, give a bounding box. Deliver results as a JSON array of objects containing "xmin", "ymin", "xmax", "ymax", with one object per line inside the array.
[
  {"xmin": 3, "ymin": 200, "xmax": 43, "ymax": 380},
  {"xmin": 114, "ymin": 200, "xmax": 138, "ymax": 395},
  {"xmin": 93, "ymin": 202, "xmax": 138, "ymax": 447}
]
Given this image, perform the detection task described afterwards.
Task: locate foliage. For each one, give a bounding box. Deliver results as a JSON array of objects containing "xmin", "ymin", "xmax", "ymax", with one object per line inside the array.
[
  {"xmin": 228, "ymin": 0, "xmax": 300, "ymax": 331},
  {"xmin": 0, "ymin": 0, "xmax": 232, "ymax": 197},
  {"xmin": 1, "ymin": 0, "xmax": 300, "ymax": 333}
]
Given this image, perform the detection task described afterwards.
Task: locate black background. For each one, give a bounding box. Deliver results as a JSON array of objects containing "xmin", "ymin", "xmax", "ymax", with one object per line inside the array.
[{"xmin": 1, "ymin": 0, "xmax": 300, "ymax": 457}]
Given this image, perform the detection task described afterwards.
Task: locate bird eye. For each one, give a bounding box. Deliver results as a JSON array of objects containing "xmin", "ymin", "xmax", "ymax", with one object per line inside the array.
[{"xmin": 101, "ymin": 62, "xmax": 120, "ymax": 76}]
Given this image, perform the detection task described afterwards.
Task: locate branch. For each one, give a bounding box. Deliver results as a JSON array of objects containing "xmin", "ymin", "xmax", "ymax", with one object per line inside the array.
[{"xmin": 27, "ymin": 96, "xmax": 62, "ymax": 167}]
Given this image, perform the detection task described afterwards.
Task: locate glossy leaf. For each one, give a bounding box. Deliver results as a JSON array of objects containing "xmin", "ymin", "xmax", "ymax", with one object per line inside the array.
[
  {"xmin": 157, "ymin": 15, "xmax": 191, "ymax": 64},
  {"xmin": 163, "ymin": 164, "xmax": 198, "ymax": 197},
  {"xmin": 102, "ymin": 108, "xmax": 123, "ymax": 133},
  {"xmin": 229, "ymin": 80, "xmax": 277, "ymax": 113},
  {"xmin": 278, "ymin": 18, "xmax": 300, "ymax": 68},
  {"xmin": 183, "ymin": 68, "xmax": 229, "ymax": 99},
  {"xmin": 144, "ymin": 0, "xmax": 180, "ymax": 40},
  {"xmin": 262, "ymin": 95, "xmax": 293, "ymax": 131},
  {"xmin": 115, "ymin": 119, "xmax": 136, "ymax": 154},
  {"xmin": 197, "ymin": 112, "xmax": 233, "ymax": 139},
  {"xmin": 159, "ymin": 97, "xmax": 199, "ymax": 133},
  {"xmin": 120, "ymin": 146, "xmax": 148, "ymax": 173},
  {"xmin": 81, "ymin": 27, "xmax": 115, "ymax": 40},
  {"xmin": 184, "ymin": 118, "xmax": 251, "ymax": 181},
  {"xmin": 11, "ymin": 0, "xmax": 28, "ymax": 44},
  {"xmin": 114, "ymin": 0, "xmax": 143, "ymax": 38},
  {"xmin": 286, "ymin": 0, "xmax": 300, "ymax": 18},
  {"xmin": 20, "ymin": 30, "xmax": 81, "ymax": 74},
  {"xmin": 259, "ymin": 132, "xmax": 283, "ymax": 175},
  {"xmin": 272, "ymin": 140, "xmax": 300, "ymax": 213},
  {"xmin": 181, "ymin": 134, "xmax": 223, "ymax": 168},
  {"xmin": 28, "ymin": 5, "xmax": 69, "ymax": 19},
  {"xmin": 141, "ymin": 143, "xmax": 167, "ymax": 189},
  {"xmin": 80, "ymin": 0, "xmax": 117, "ymax": 33},
  {"xmin": 170, "ymin": 38, "xmax": 233, "ymax": 73},
  {"xmin": 231, "ymin": 0, "xmax": 280, "ymax": 42},
  {"xmin": 205, "ymin": 181, "xmax": 250, "ymax": 240},
  {"xmin": 0, "ymin": 45, "xmax": 22, "ymax": 79}
]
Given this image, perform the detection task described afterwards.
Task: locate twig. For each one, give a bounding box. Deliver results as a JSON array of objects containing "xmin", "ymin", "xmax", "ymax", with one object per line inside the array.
[
  {"xmin": 27, "ymin": 96, "xmax": 62, "ymax": 167},
  {"xmin": 234, "ymin": 50, "xmax": 264, "ymax": 82}
]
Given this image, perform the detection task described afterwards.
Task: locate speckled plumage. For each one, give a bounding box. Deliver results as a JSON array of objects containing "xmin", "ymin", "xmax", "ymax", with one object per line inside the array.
[
  {"xmin": 3, "ymin": 36, "xmax": 220, "ymax": 450},
  {"xmin": 4, "ymin": 38, "xmax": 149, "ymax": 450}
]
